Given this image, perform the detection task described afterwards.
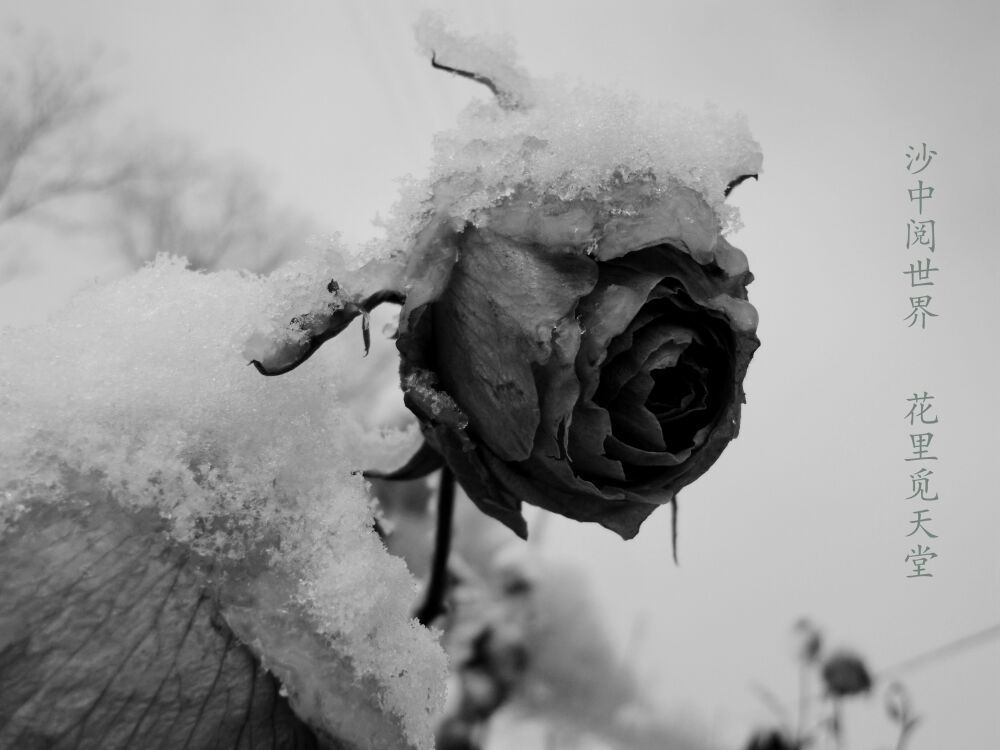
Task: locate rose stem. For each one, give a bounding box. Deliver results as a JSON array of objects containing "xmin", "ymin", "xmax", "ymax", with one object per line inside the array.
[
  {"xmin": 671, "ymin": 497, "xmax": 679, "ymax": 565},
  {"xmin": 796, "ymin": 657, "xmax": 809, "ymax": 747},
  {"xmin": 416, "ymin": 466, "xmax": 456, "ymax": 627}
]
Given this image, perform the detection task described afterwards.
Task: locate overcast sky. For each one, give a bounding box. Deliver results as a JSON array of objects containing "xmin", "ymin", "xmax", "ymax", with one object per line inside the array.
[{"xmin": 1, "ymin": 1, "xmax": 998, "ymax": 748}]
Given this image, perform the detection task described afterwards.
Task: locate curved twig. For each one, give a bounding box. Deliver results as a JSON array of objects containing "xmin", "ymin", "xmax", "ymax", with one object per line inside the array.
[
  {"xmin": 430, "ymin": 53, "xmax": 519, "ymax": 110},
  {"xmin": 251, "ymin": 288, "xmax": 405, "ymax": 376},
  {"xmin": 724, "ymin": 173, "xmax": 759, "ymax": 197}
]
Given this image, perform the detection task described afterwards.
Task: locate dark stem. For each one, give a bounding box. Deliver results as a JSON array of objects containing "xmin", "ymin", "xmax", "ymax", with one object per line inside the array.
[
  {"xmin": 416, "ymin": 466, "xmax": 455, "ymax": 627},
  {"xmin": 670, "ymin": 496, "xmax": 679, "ymax": 564},
  {"xmin": 724, "ymin": 173, "xmax": 758, "ymax": 197},
  {"xmin": 430, "ymin": 53, "xmax": 520, "ymax": 110},
  {"xmin": 361, "ymin": 289, "xmax": 406, "ymax": 308},
  {"xmin": 831, "ymin": 698, "xmax": 843, "ymax": 750},
  {"xmin": 431, "ymin": 53, "xmax": 502, "ymax": 100}
]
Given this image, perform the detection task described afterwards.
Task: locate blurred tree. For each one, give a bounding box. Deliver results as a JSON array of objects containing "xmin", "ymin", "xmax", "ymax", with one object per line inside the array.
[
  {"xmin": 0, "ymin": 29, "xmax": 317, "ymax": 277},
  {"xmin": 105, "ymin": 137, "xmax": 316, "ymax": 273},
  {"xmin": 0, "ymin": 31, "xmax": 127, "ymax": 226}
]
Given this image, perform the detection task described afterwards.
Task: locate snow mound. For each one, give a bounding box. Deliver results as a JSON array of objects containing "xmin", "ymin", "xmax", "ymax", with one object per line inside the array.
[{"xmin": 0, "ymin": 255, "xmax": 447, "ymax": 750}]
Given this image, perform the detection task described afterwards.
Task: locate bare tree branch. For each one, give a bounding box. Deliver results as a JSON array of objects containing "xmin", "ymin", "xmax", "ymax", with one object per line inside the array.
[
  {"xmin": 0, "ymin": 32, "xmax": 318, "ymax": 276},
  {"xmin": 0, "ymin": 33, "xmax": 110, "ymax": 220},
  {"xmin": 104, "ymin": 139, "xmax": 317, "ymax": 273}
]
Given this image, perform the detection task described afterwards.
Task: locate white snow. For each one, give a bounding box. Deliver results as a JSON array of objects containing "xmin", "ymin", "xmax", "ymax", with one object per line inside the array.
[
  {"xmin": 383, "ymin": 13, "xmax": 762, "ymax": 269},
  {"xmin": 0, "ymin": 255, "xmax": 447, "ymax": 750}
]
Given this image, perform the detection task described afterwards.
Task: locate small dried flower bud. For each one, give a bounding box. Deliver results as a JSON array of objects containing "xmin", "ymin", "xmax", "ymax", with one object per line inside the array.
[
  {"xmin": 793, "ymin": 618, "xmax": 823, "ymax": 664},
  {"xmin": 821, "ymin": 650, "xmax": 873, "ymax": 698}
]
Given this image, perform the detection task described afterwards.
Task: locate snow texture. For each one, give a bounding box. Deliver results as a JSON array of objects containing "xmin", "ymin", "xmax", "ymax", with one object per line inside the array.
[
  {"xmin": 0, "ymin": 255, "xmax": 446, "ymax": 750},
  {"xmin": 0, "ymin": 15, "xmax": 762, "ymax": 747},
  {"xmin": 378, "ymin": 13, "xmax": 762, "ymax": 271}
]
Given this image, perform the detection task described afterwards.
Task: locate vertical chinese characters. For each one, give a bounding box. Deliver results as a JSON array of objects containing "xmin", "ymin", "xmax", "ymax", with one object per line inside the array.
[
  {"xmin": 904, "ymin": 391, "xmax": 941, "ymax": 578},
  {"xmin": 899, "ymin": 145, "xmax": 944, "ymax": 578},
  {"xmin": 903, "ymin": 143, "xmax": 940, "ymax": 328}
]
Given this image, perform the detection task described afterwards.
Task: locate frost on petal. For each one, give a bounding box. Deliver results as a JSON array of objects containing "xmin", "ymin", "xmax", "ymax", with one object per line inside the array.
[{"xmin": 0, "ymin": 255, "xmax": 446, "ymax": 750}]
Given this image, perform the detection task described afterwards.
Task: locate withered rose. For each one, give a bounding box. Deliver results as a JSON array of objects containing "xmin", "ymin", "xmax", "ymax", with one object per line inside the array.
[
  {"xmin": 253, "ymin": 177, "xmax": 758, "ymax": 541},
  {"xmin": 391, "ymin": 178, "xmax": 758, "ymax": 539}
]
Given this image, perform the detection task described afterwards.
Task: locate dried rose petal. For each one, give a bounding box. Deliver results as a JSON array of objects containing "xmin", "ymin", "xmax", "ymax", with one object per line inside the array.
[{"xmin": 394, "ymin": 179, "xmax": 758, "ymax": 539}]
